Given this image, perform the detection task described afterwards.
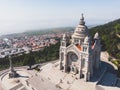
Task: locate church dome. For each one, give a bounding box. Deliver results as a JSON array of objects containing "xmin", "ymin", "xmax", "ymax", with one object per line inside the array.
[
  {"xmin": 94, "ymin": 32, "xmax": 100, "ymax": 39},
  {"xmin": 72, "ymin": 14, "xmax": 89, "ymax": 40}
]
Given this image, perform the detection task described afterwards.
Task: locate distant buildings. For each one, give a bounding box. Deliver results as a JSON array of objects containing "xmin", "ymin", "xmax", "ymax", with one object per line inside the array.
[
  {"xmin": 0, "ymin": 48, "xmax": 24, "ymax": 58},
  {"xmin": 0, "ymin": 30, "xmax": 69, "ymax": 58}
]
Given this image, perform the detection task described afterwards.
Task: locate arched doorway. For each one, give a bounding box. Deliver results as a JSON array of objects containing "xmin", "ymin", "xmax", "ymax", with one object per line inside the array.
[{"xmin": 66, "ymin": 52, "xmax": 79, "ymax": 74}]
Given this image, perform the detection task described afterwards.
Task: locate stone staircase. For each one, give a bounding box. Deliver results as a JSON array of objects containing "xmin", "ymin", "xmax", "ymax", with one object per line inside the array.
[{"xmin": 9, "ymin": 83, "xmax": 27, "ymax": 90}]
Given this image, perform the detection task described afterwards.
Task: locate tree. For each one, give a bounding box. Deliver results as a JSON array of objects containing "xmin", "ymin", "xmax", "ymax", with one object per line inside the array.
[
  {"xmin": 115, "ymin": 24, "xmax": 120, "ymax": 34},
  {"xmin": 90, "ymin": 19, "xmax": 120, "ymax": 59},
  {"xmin": 23, "ymin": 53, "xmax": 35, "ymax": 69},
  {"xmin": 111, "ymin": 59, "xmax": 120, "ymax": 77}
]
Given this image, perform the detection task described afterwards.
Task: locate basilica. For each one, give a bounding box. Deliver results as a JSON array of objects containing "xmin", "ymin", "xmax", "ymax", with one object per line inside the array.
[{"xmin": 59, "ymin": 14, "xmax": 101, "ymax": 81}]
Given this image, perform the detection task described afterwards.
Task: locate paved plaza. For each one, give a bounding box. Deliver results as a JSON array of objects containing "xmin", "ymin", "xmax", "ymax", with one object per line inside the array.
[
  {"xmin": 0, "ymin": 63, "xmax": 120, "ymax": 90},
  {"xmin": 0, "ymin": 52, "xmax": 120, "ymax": 90},
  {"xmin": 0, "ymin": 69, "xmax": 34, "ymax": 90}
]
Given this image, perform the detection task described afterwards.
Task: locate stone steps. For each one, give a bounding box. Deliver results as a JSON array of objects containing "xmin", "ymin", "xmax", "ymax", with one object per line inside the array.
[
  {"xmin": 10, "ymin": 83, "xmax": 23, "ymax": 90},
  {"xmin": 17, "ymin": 85, "xmax": 27, "ymax": 90},
  {"xmin": 9, "ymin": 83, "xmax": 27, "ymax": 90}
]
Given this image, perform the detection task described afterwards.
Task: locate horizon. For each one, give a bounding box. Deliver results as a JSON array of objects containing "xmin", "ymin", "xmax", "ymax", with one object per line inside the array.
[
  {"xmin": 0, "ymin": 24, "xmax": 105, "ymax": 36},
  {"xmin": 0, "ymin": 0, "xmax": 120, "ymax": 35}
]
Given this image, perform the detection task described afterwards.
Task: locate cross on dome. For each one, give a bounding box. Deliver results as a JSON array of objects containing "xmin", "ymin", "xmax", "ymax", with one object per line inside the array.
[
  {"xmin": 79, "ymin": 13, "xmax": 85, "ymax": 25},
  {"xmin": 81, "ymin": 13, "xmax": 84, "ymax": 20}
]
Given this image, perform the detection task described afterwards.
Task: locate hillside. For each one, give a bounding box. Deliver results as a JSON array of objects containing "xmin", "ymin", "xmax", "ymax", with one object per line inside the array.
[
  {"xmin": 23, "ymin": 27, "xmax": 74, "ymax": 36},
  {"xmin": 90, "ymin": 19, "xmax": 120, "ymax": 59}
]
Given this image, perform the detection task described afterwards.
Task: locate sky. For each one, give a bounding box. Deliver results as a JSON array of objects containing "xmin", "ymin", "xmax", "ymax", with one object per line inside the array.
[{"xmin": 0, "ymin": 0, "xmax": 120, "ymax": 35}]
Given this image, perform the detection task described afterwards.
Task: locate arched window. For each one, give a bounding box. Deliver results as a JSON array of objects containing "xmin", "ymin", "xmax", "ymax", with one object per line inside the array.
[
  {"xmin": 75, "ymin": 39, "xmax": 79, "ymax": 43},
  {"xmin": 70, "ymin": 53, "xmax": 78, "ymax": 62},
  {"xmin": 61, "ymin": 53, "xmax": 64, "ymax": 61}
]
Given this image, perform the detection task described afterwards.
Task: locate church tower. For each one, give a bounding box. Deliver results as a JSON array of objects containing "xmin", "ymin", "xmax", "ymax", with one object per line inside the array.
[
  {"xmin": 93, "ymin": 32, "xmax": 101, "ymax": 69},
  {"xmin": 60, "ymin": 34, "xmax": 67, "ymax": 70},
  {"xmin": 80, "ymin": 36, "xmax": 93, "ymax": 81}
]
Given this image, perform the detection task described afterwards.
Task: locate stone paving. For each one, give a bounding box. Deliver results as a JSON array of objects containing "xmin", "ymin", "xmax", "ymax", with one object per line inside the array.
[
  {"xmin": 0, "ymin": 63, "xmax": 120, "ymax": 90},
  {"xmin": 27, "ymin": 57, "xmax": 120, "ymax": 90},
  {"xmin": 0, "ymin": 69, "xmax": 34, "ymax": 90},
  {"xmin": 0, "ymin": 80, "xmax": 4, "ymax": 90},
  {"xmin": 27, "ymin": 75, "xmax": 61, "ymax": 90},
  {"xmin": 0, "ymin": 52, "xmax": 120, "ymax": 90},
  {"xmin": 31, "ymin": 62, "xmax": 96, "ymax": 90}
]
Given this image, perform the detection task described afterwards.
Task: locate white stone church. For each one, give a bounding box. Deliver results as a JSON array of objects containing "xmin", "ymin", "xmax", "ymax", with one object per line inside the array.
[{"xmin": 59, "ymin": 14, "xmax": 101, "ymax": 81}]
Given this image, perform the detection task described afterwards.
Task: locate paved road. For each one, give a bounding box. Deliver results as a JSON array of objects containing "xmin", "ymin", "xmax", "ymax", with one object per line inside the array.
[{"xmin": 95, "ymin": 51, "xmax": 119, "ymax": 90}]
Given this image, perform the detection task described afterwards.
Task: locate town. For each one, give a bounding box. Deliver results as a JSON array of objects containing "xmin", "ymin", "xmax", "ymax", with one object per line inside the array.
[{"xmin": 0, "ymin": 32, "xmax": 65, "ymax": 58}]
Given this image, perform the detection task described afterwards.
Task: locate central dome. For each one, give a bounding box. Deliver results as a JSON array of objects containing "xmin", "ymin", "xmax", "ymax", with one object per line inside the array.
[
  {"xmin": 72, "ymin": 14, "xmax": 89, "ymax": 43},
  {"xmin": 72, "ymin": 24, "xmax": 88, "ymax": 38}
]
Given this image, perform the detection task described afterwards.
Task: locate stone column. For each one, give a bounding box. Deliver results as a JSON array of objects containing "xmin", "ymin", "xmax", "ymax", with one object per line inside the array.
[
  {"xmin": 59, "ymin": 52, "xmax": 62, "ymax": 70},
  {"xmin": 79, "ymin": 54, "xmax": 82, "ymax": 79},
  {"xmin": 64, "ymin": 53, "xmax": 68, "ymax": 72},
  {"xmin": 60, "ymin": 61, "xmax": 63, "ymax": 70},
  {"xmin": 9, "ymin": 55, "xmax": 14, "ymax": 72},
  {"xmin": 87, "ymin": 72, "xmax": 90, "ymax": 81},
  {"xmin": 9, "ymin": 55, "xmax": 18, "ymax": 78}
]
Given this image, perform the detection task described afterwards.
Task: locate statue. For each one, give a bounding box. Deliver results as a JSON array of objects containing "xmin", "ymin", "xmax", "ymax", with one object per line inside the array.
[{"xmin": 9, "ymin": 55, "xmax": 18, "ymax": 78}]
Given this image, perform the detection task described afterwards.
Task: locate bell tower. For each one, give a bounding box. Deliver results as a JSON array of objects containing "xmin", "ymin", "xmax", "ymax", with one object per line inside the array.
[
  {"xmin": 93, "ymin": 32, "xmax": 101, "ymax": 69},
  {"xmin": 60, "ymin": 34, "xmax": 67, "ymax": 70},
  {"xmin": 80, "ymin": 36, "xmax": 92, "ymax": 81}
]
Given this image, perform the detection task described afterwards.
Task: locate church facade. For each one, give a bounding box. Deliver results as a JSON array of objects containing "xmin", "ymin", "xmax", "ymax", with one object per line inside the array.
[{"xmin": 59, "ymin": 14, "xmax": 101, "ymax": 81}]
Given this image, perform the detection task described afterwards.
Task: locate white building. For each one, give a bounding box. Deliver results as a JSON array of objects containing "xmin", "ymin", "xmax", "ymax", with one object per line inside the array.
[{"xmin": 59, "ymin": 14, "xmax": 101, "ymax": 81}]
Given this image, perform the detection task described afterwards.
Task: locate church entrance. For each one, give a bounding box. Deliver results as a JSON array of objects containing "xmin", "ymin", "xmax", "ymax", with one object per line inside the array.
[
  {"xmin": 71, "ymin": 65, "xmax": 78, "ymax": 74},
  {"xmin": 66, "ymin": 52, "xmax": 79, "ymax": 74},
  {"xmin": 80, "ymin": 74, "xmax": 84, "ymax": 78}
]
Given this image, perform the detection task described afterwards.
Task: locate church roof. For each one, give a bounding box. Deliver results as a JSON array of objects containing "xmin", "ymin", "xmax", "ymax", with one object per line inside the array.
[{"xmin": 76, "ymin": 44, "xmax": 82, "ymax": 51}]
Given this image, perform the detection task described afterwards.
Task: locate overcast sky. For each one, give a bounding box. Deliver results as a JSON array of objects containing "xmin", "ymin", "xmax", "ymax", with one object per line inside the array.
[{"xmin": 0, "ymin": 0, "xmax": 120, "ymax": 35}]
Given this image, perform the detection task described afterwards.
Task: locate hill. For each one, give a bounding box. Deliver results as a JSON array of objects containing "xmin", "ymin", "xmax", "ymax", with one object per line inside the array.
[
  {"xmin": 23, "ymin": 27, "xmax": 74, "ymax": 36},
  {"xmin": 90, "ymin": 19, "xmax": 120, "ymax": 59}
]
